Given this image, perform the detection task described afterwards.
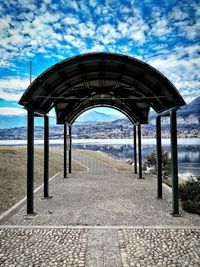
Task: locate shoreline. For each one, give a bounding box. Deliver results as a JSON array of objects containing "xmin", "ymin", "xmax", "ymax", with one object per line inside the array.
[{"xmin": 0, "ymin": 137, "xmax": 200, "ymax": 146}]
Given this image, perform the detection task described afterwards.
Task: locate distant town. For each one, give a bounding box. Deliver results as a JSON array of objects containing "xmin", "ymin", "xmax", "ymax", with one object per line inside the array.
[
  {"xmin": 0, "ymin": 96, "xmax": 199, "ymax": 140},
  {"xmin": 0, "ymin": 117, "xmax": 199, "ymax": 140}
]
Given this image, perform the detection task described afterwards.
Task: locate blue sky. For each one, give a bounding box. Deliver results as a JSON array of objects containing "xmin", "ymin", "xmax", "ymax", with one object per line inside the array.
[{"xmin": 0, "ymin": 0, "xmax": 199, "ymax": 118}]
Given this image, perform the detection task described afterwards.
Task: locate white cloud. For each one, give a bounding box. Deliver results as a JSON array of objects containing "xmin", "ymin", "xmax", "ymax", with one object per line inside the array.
[
  {"xmin": 117, "ymin": 12, "xmax": 149, "ymax": 43},
  {"xmin": 74, "ymin": 22, "xmax": 96, "ymax": 38},
  {"xmin": 169, "ymin": 6, "xmax": 189, "ymax": 21},
  {"xmin": 89, "ymin": 0, "xmax": 97, "ymax": 8},
  {"xmin": 96, "ymin": 23, "xmax": 119, "ymax": 45},
  {"xmin": 18, "ymin": 11, "xmax": 34, "ymax": 22},
  {"xmin": 180, "ymin": 19, "xmax": 200, "ymax": 40},
  {"xmin": 183, "ymin": 96, "xmax": 197, "ymax": 104},
  {"xmin": 0, "ymin": 0, "xmax": 149, "ymax": 62},
  {"xmin": 151, "ymin": 18, "xmax": 172, "ymax": 37},
  {"xmin": 63, "ymin": 16, "xmax": 80, "ymax": 25},
  {"xmin": 147, "ymin": 45, "xmax": 200, "ymax": 101},
  {"xmin": 86, "ymin": 44, "xmax": 105, "ymax": 52},
  {"xmin": 0, "ymin": 78, "xmax": 30, "ymax": 101},
  {"xmin": 0, "ymin": 59, "xmax": 13, "ymax": 68},
  {"xmin": 63, "ymin": 34, "xmax": 75, "ymax": 43},
  {"xmin": 0, "ymin": 6, "xmax": 64, "ymax": 61},
  {"xmin": 0, "ymin": 91, "xmax": 21, "ymax": 101},
  {"xmin": 0, "ymin": 78, "xmax": 30, "ymax": 90},
  {"xmin": 17, "ymin": 0, "xmax": 37, "ymax": 10},
  {"xmin": 61, "ymin": 0, "xmax": 79, "ymax": 10},
  {"xmin": 0, "ymin": 0, "xmax": 199, "ymax": 105},
  {"xmin": 0, "ymin": 107, "xmax": 26, "ymax": 116}
]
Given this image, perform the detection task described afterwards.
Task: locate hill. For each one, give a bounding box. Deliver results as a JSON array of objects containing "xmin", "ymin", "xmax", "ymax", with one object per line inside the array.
[
  {"xmin": 0, "ymin": 115, "xmax": 56, "ymax": 129},
  {"xmin": 77, "ymin": 111, "xmax": 123, "ymax": 122},
  {"xmin": 0, "ymin": 97, "xmax": 200, "ymax": 136},
  {"xmin": 178, "ymin": 96, "xmax": 200, "ymax": 119}
]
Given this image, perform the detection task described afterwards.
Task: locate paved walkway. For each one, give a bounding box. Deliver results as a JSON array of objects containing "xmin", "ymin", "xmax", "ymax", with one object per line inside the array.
[
  {"xmin": 0, "ymin": 152, "xmax": 200, "ymax": 266},
  {"xmin": 72, "ymin": 150, "xmax": 114, "ymax": 173}
]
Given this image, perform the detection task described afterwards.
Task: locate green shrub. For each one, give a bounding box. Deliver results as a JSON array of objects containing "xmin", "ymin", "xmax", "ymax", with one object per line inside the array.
[
  {"xmin": 179, "ymin": 176, "xmax": 200, "ymax": 215},
  {"xmin": 143, "ymin": 150, "xmax": 170, "ymax": 177}
]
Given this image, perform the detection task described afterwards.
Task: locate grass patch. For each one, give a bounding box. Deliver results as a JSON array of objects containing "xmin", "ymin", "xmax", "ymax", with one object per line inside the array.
[
  {"xmin": 0, "ymin": 146, "xmax": 85, "ymax": 214},
  {"xmin": 77, "ymin": 149, "xmax": 132, "ymax": 171}
]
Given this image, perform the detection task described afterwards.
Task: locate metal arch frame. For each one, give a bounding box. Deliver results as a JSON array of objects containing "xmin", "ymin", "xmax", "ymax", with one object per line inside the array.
[
  {"xmin": 20, "ymin": 52, "xmax": 184, "ymax": 103},
  {"xmin": 53, "ymin": 84, "xmax": 146, "ymax": 100},
  {"xmin": 20, "ymin": 52, "xmax": 184, "ymax": 217},
  {"xmin": 19, "ymin": 53, "xmax": 185, "ymax": 119},
  {"xmin": 35, "ymin": 73, "xmax": 157, "ymax": 117},
  {"xmin": 55, "ymin": 92, "xmax": 149, "ymax": 124}
]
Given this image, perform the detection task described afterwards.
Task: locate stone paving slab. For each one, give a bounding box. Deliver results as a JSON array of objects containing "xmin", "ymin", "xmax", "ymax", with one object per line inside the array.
[{"xmin": 86, "ymin": 229, "xmax": 121, "ymax": 267}]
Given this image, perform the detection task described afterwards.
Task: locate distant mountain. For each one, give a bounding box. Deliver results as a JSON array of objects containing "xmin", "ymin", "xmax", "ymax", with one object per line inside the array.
[
  {"xmin": 77, "ymin": 111, "xmax": 123, "ymax": 122},
  {"xmin": 0, "ymin": 97, "xmax": 199, "ymax": 129},
  {"xmin": 1, "ymin": 98, "xmax": 200, "ymax": 139},
  {"xmin": 0, "ymin": 115, "xmax": 27, "ymax": 129},
  {"xmin": 178, "ymin": 96, "xmax": 200, "ymax": 119},
  {"xmin": 0, "ymin": 115, "xmax": 56, "ymax": 129},
  {"xmin": 147, "ymin": 97, "xmax": 200, "ymax": 124},
  {"xmin": 0, "ymin": 111, "xmax": 122, "ymax": 128}
]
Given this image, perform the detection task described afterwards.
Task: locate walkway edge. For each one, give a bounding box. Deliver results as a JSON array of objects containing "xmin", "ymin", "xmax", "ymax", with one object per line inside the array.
[
  {"xmin": 0, "ymin": 225, "xmax": 199, "ymax": 229},
  {"xmin": 0, "ymin": 171, "xmax": 61, "ymax": 224}
]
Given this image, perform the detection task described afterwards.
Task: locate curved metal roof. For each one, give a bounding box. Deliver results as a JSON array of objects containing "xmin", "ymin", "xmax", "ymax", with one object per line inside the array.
[{"xmin": 19, "ymin": 52, "xmax": 185, "ymax": 124}]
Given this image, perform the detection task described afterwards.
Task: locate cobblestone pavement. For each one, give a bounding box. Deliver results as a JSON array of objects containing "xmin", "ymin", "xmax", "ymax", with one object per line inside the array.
[
  {"xmin": 0, "ymin": 227, "xmax": 88, "ymax": 267},
  {"xmin": 0, "ymin": 227, "xmax": 199, "ymax": 267},
  {"xmin": 118, "ymin": 228, "xmax": 200, "ymax": 267}
]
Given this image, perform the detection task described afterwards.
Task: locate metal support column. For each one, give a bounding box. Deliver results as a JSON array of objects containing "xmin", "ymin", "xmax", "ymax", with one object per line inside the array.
[
  {"xmin": 27, "ymin": 109, "xmax": 34, "ymax": 214},
  {"xmin": 138, "ymin": 124, "xmax": 142, "ymax": 179},
  {"xmin": 69, "ymin": 125, "xmax": 72, "ymax": 173},
  {"xmin": 64, "ymin": 123, "xmax": 67, "ymax": 178},
  {"xmin": 133, "ymin": 125, "xmax": 137, "ymax": 174},
  {"xmin": 156, "ymin": 115, "xmax": 162, "ymax": 198},
  {"xmin": 44, "ymin": 115, "xmax": 49, "ymax": 198},
  {"xmin": 170, "ymin": 109, "xmax": 179, "ymax": 215}
]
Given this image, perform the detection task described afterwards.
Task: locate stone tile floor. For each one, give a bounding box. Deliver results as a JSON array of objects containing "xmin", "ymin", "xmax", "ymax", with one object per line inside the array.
[
  {"xmin": 119, "ymin": 228, "xmax": 200, "ymax": 267},
  {"xmin": 0, "ymin": 227, "xmax": 199, "ymax": 267},
  {"xmin": 0, "ymin": 227, "xmax": 87, "ymax": 267}
]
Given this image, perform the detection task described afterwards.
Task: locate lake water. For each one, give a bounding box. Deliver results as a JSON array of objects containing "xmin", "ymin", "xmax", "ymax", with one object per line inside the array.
[{"xmin": 0, "ymin": 138, "xmax": 199, "ymax": 176}]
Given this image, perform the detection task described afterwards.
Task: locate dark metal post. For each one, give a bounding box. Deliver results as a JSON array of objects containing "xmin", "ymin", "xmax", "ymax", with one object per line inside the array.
[
  {"xmin": 69, "ymin": 124, "xmax": 72, "ymax": 173},
  {"xmin": 156, "ymin": 115, "xmax": 162, "ymax": 198},
  {"xmin": 138, "ymin": 124, "xmax": 142, "ymax": 179},
  {"xmin": 133, "ymin": 125, "xmax": 137, "ymax": 174},
  {"xmin": 27, "ymin": 109, "xmax": 34, "ymax": 214},
  {"xmin": 170, "ymin": 109, "xmax": 179, "ymax": 215},
  {"xmin": 44, "ymin": 115, "xmax": 49, "ymax": 198},
  {"xmin": 64, "ymin": 123, "xmax": 67, "ymax": 178}
]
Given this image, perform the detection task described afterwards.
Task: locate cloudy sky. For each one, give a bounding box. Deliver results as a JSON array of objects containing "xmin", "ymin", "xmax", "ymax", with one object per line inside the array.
[{"xmin": 0, "ymin": 0, "xmax": 199, "ymax": 117}]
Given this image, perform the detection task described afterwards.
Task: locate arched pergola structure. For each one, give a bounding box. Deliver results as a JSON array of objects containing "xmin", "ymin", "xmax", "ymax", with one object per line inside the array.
[{"xmin": 19, "ymin": 52, "xmax": 185, "ymax": 216}]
